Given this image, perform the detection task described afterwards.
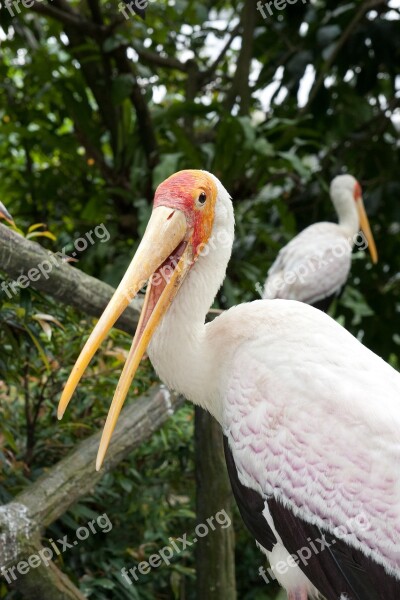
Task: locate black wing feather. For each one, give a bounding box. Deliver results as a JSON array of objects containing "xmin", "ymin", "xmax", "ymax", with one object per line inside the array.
[
  {"xmin": 223, "ymin": 435, "xmax": 276, "ymax": 552},
  {"xmin": 224, "ymin": 435, "xmax": 400, "ymax": 600}
]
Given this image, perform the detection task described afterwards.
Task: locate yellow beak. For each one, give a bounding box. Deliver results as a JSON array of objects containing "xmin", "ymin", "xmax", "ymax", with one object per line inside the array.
[
  {"xmin": 58, "ymin": 206, "xmax": 194, "ymax": 470},
  {"xmin": 0, "ymin": 202, "xmax": 14, "ymax": 225},
  {"xmin": 357, "ymin": 197, "xmax": 378, "ymax": 264}
]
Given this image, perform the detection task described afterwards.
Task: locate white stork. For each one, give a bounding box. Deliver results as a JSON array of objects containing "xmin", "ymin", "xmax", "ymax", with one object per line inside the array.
[
  {"xmin": 0, "ymin": 202, "xmax": 14, "ymax": 225},
  {"xmin": 263, "ymin": 174, "xmax": 378, "ymax": 310},
  {"xmin": 59, "ymin": 170, "xmax": 400, "ymax": 600}
]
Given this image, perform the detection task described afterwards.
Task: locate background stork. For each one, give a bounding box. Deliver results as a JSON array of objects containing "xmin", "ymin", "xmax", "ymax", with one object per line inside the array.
[
  {"xmin": 59, "ymin": 170, "xmax": 400, "ymax": 600},
  {"xmin": 263, "ymin": 174, "xmax": 378, "ymax": 311}
]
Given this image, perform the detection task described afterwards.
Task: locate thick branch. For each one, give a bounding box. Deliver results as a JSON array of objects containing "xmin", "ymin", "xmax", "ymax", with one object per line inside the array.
[
  {"xmin": 86, "ymin": 0, "xmax": 103, "ymax": 25},
  {"xmin": 0, "ymin": 224, "xmax": 141, "ymax": 334},
  {"xmin": 132, "ymin": 45, "xmax": 188, "ymax": 71},
  {"xmin": 112, "ymin": 46, "xmax": 159, "ymax": 169},
  {"xmin": 31, "ymin": 1, "xmax": 102, "ymax": 37},
  {"xmin": 225, "ymin": 0, "xmax": 257, "ymax": 115},
  {"xmin": 17, "ymin": 385, "xmax": 183, "ymax": 528},
  {"xmin": 0, "ymin": 385, "xmax": 183, "ymax": 599}
]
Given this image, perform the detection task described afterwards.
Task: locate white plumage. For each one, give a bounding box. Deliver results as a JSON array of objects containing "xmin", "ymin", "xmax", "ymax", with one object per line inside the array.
[
  {"xmin": 222, "ymin": 301, "xmax": 400, "ymax": 586},
  {"xmin": 60, "ymin": 171, "xmax": 399, "ymax": 600},
  {"xmin": 147, "ymin": 175, "xmax": 399, "ymax": 597},
  {"xmin": 263, "ymin": 175, "xmax": 377, "ymax": 307}
]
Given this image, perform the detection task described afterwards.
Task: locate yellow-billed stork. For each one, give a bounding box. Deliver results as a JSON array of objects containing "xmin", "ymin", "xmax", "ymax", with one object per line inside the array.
[
  {"xmin": 263, "ymin": 175, "xmax": 378, "ymax": 310},
  {"xmin": 59, "ymin": 170, "xmax": 400, "ymax": 600}
]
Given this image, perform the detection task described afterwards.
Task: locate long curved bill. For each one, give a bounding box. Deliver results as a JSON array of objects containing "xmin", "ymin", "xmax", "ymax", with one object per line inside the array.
[
  {"xmin": 0, "ymin": 202, "xmax": 14, "ymax": 225},
  {"xmin": 58, "ymin": 206, "xmax": 194, "ymax": 469},
  {"xmin": 357, "ymin": 198, "xmax": 378, "ymax": 264}
]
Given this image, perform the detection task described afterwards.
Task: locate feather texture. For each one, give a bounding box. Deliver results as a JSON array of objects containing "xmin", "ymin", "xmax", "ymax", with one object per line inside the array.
[
  {"xmin": 263, "ymin": 223, "xmax": 352, "ymax": 304},
  {"xmin": 221, "ymin": 301, "xmax": 400, "ymax": 581}
]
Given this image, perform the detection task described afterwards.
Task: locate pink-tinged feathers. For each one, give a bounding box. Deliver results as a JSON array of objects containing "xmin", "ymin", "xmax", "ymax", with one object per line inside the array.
[{"xmin": 221, "ymin": 301, "xmax": 400, "ymax": 578}]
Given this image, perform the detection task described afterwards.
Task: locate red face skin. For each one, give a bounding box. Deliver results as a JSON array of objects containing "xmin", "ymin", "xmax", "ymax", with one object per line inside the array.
[
  {"xmin": 134, "ymin": 171, "xmax": 218, "ymax": 347},
  {"xmin": 154, "ymin": 170, "xmax": 218, "ymax": 256},
  {"xmin": 354, "ymin": 181, "xmax": 362, "ymax": 201}
]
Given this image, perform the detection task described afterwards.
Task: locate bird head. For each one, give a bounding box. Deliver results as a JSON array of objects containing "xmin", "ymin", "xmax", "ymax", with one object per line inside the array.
[
  {"xmin": 58, "ymin": 170, "xmax": 228, "ymax": 469},
  {"xmin": 0, "ymin": 202, "xmax": 14, "ymax": 226},
  {"xmin": 330, "ymin": 174, "xmax": 378, "ymax": 264}
]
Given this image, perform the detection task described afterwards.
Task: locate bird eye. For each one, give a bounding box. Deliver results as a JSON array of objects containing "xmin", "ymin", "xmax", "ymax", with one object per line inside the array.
[{"xmin": 197, "ymin": 192, "xmax": 207, "ymax": 206}]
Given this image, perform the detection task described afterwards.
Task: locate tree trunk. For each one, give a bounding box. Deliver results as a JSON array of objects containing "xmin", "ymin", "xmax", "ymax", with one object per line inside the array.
[{"xmin": 194, "ymin": 407, "xmax": 236, "ymax": 600}]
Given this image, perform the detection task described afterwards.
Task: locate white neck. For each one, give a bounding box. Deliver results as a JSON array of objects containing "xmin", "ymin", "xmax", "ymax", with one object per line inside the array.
[
  {"xmin": 148, "ymin": 178, "xmax": 234, "ymax": 421},
  {"xmin": 331, "ymin": 188, "xmax": 359, "ymax": 240}
]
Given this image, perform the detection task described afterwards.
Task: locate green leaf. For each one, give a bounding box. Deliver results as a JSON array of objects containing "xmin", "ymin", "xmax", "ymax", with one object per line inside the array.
[
  {"xmin": 153, "ymin": 154, "xmax": 183, "ymax": 188},
  {"xmin": 112, "ymin": 74, "xmax": 135, "ymax": 105},
  {"xmin": 23, "ymin": 325, "xmax": 50, "ymax": 371}
]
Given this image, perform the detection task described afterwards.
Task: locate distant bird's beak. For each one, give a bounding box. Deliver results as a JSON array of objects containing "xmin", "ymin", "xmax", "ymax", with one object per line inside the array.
[
  {"xmin": 357, "ymin": 197, "xmax": 378, "ymax": 264},
  {"xmin": 58, "ymin": 206, "xmax": 194, "ymax": 470},
  {"xmin": 0, "ymin": 202, "xmax": 14, "ymax": 225}
]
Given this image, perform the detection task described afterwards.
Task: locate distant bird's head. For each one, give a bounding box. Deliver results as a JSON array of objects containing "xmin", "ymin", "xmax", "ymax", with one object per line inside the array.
[{"xmin": 330, "ymin": 174, "xmax": 378, "ymax": 264}]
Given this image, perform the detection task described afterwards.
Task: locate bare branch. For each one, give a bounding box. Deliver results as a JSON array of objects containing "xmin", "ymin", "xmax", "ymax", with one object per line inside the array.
[
  {"xmin": 203, "ymin": 23, "xmax": 241, "ymax": 82},
  {"xmin": 30, "ymin": 1, "xmax": 102, "ymax": 36},
  {"xmin": 17, "ymin": 385, "xmax": 183, "ymax": 527},
  {"xmin": 132, "ymin": 44, "xmax": 188, "ymax": 71}
]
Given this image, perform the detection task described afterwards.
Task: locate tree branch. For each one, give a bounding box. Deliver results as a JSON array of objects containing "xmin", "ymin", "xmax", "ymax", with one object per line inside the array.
[
  {"xmin": 112, "ymin": 45, "xmax": 159, "ymax": 169},
  {"xmin": 0, "ymin": 384, "xmax": 183, "ymax": 600},
  {"xmin": 301, "ymin": 0, "xmax": 387, "ymax": 114},
  {"xmin": 86, "ymin": 0, "xmax": 103, "ymax": 25},
  {"xmin": 224, "ymin": 0, "xmax": 257, "ymax": 115},
  {"xmin": 203, "ymin": 23, "xmax": 241, "ymax": 83},
  {"xmin": 132, "ymin": 45, "xmax": 188, "ymax": 71},
  {"xmin": 31, "ymin": 1, "xmax": 103, "ymax": 37},
  {"xmin": 0, "ymin": 224, "xmax": 141, "ymax": 334},
  {"xmin": 18, "ymin": 385, "xmax": 183, "ymax": 527}
]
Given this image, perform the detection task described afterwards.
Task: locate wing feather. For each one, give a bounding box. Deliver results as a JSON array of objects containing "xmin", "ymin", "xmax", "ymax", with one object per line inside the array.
[
  {"xmin": 219, "ymin": 301, "xmax": 400, "ymax": 581},
  {"xmin": 263, "ymin": 223, "xmax": 352, "ymax": 304},
  {"xmin": 224, "ymin": 429, "xmax": 400, "ymax": 599}
]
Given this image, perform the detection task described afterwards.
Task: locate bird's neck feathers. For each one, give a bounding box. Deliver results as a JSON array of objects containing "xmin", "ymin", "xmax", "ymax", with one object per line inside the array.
[
  {"xmin": 148, "ymin": 179, "xmax": 235, "ymax": 419},
  {"xmin": 331, "ymin": 188, "xmax": 359, "ymax": 239}
]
